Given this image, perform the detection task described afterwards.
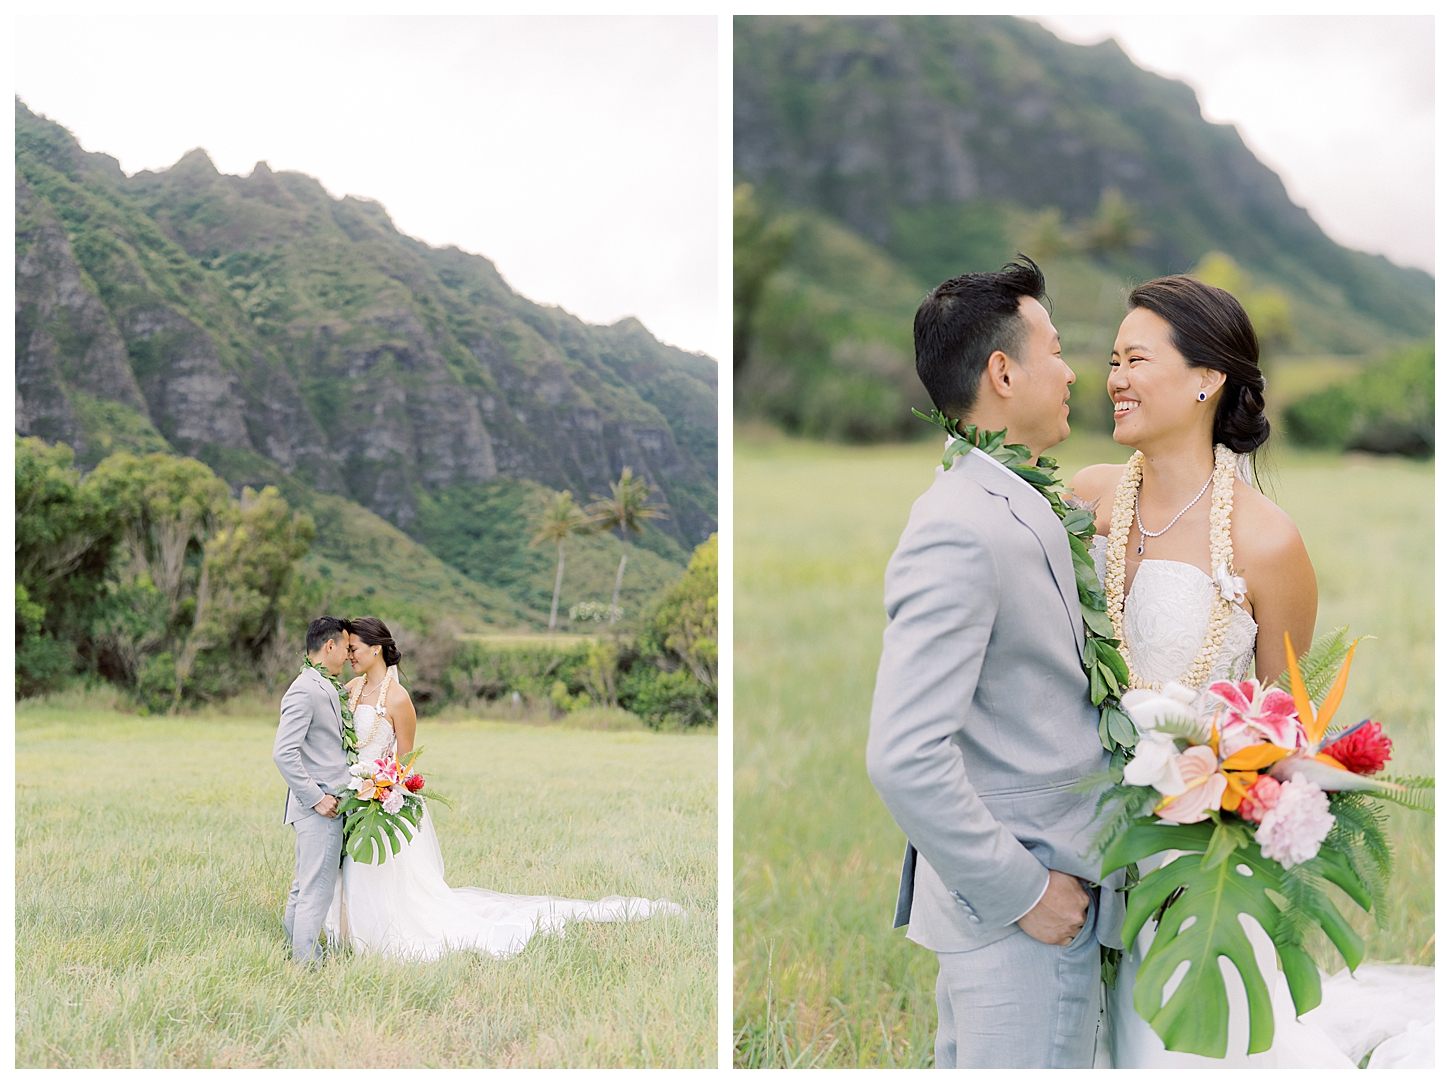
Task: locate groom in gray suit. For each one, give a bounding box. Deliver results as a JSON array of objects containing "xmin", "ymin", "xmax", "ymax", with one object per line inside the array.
[
  {"xmin": 273, "ymin": 616, "xmax": 353, "ymax": 964},
  {"xmin": 866, "ymin": 256, "xmax": 1123, "ymax": 1068}
]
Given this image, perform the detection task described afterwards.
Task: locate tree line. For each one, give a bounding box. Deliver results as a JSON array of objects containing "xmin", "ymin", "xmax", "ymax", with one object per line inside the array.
[
  {"xmin": 16, "ymin": 436, "xmax": 718, "ymax": 728},
  {"xmin": 17, "ymin": 437, "xmax": 313, "ymax": 707}
]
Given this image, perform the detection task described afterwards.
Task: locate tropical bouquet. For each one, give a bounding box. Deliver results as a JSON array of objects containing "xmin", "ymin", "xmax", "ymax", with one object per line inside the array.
[
  {"xmin": 337, "ymin": 748, "xmax": 441, "ymax": 864},
  {"xmin": 1093, "ymin": 628, "xmax": 1433, "ymax": 1057}
]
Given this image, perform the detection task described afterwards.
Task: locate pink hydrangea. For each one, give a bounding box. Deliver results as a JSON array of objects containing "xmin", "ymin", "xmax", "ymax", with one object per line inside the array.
[
  {"xmin": 381, "ymin": 787, "xmax": 406, "ymax": 815},
  {"xmin": 1206, "ymin": 679, "xmax": 1304, "ymax": 760},
  {"xmin": 1253, "ymin": 772, "xmax": 1334, "ymax": 868}
]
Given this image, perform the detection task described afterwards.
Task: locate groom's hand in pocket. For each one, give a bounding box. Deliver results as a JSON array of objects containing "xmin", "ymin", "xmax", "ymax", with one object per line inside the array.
[
  {"xmin": 313, "ymin": 794, "xmax": 340, "ymax": 818},
  {"xmin": 1017, "ymin": 869, "xmax": 1090, "ymax": 946}
]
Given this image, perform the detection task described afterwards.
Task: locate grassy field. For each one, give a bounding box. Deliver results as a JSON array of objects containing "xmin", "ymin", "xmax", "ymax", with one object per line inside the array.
[
  {"xmin": 16, "ymin": 695, "xmax": 716, "ymax": 1068},
  {"xmin": 733, "ymin": 429, "xmax": 1433, "ymax": 1068}
]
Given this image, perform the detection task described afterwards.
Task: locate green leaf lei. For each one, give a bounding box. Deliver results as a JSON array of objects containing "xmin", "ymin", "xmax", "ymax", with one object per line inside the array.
[
  {"xmin": 914, "ymin": 408, "xmax": 1138, "ymax": 772},
  {"xmin": 300, "ymin": 655, "xmax": 359, "ymax": 765}
]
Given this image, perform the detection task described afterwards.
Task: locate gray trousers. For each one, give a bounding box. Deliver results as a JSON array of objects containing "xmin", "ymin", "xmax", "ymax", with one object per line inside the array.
[
  {"xmin": 933, "ymin": 887, "xmax": 1102, "ymax": 1069},
  {"xmin": 284, "ymin": 809, "xmax": 344, "ymax": 964}
]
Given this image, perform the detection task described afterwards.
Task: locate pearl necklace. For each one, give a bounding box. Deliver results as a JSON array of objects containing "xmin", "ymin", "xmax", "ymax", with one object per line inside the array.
[
  {"xmin": 347, "ymin": 665, "xmax": 394, "ymax": 751},
  {"xmin": 1135, "ymin": 468, "xmax": 1213, "ymax": 554},
  {"xmin": 1105, "ymin": 444, "xmax": 1238, "ymax": 691}
]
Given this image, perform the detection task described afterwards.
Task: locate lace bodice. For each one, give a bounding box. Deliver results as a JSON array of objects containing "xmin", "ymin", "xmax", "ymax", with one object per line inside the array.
[
  {"xmin": 353, "ymin": 703, "xmax": 397, "ymax": 763},
  {"xmin": 1089, "ymin": 536, "xmax": 1258, "ymax": 688}
]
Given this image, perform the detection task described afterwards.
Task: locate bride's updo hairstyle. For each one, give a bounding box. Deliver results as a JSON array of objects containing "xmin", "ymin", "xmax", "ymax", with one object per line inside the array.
[
  {"xmin": 350, "ymin": 616, "xmax": 403, "ymax": 670},
  {"xmin": 1127, "ymin": 275, "xmax": 1270, "ymax": 455}
]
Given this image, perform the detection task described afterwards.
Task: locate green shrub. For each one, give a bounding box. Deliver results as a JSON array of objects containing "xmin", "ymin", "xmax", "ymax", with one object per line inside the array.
[
  {"xmin": 444, "ymin": 640, "xmax": 598, "ymax": 710},
  {"xmin": 623, "ymin": 534, "xmax": 717, "ymax": 729},
  {"xmin": 15, "ymin": 584, "xmax": 72, "ymax": 698},
  {"xmin": 1283, "ymin": 342, "xmax": 1433, "ymax": 457},
  {"xmin": 618, "ymin": 664, "xmax": 716, "ymax": 731}
]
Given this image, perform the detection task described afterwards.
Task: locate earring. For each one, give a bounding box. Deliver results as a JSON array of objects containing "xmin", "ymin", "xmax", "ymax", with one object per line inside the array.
[{"xmin": 1197, "ymin": 391, "xmax": 1208, "ymax": 402}]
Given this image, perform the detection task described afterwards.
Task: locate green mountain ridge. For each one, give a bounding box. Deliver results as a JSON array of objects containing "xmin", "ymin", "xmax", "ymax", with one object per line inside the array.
[
  {"xmin": 733, "ymin": 15, "xmax": 1432, "ymax": 442},
  {"xmin": 16, "ymin": 99, "xmax": 716, "ymax": 627}
]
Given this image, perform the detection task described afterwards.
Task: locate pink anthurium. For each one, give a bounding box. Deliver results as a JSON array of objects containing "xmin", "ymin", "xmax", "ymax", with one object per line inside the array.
[{"xmin": 1154, "ymin": 745, "xmax": 1227, "ymax": 823}]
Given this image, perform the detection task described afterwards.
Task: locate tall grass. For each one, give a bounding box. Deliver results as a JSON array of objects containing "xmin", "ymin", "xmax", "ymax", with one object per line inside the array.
[
  {"xmin": 733, "ymin": 430, "xmax": 1433, "ymax": 1068},
  {"xmin": 17, "ymin": 702, "xmax": 716, "ymax": 1068}
]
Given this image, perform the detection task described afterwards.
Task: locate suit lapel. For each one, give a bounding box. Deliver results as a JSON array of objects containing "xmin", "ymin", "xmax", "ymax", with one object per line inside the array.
[
  {"xmin": 311, "ymin": 667, "xmax": 343, "ymax": 734},
  {"xmin": 961, "ymin": 451, "xmax": 1086, "ymax": 659}
]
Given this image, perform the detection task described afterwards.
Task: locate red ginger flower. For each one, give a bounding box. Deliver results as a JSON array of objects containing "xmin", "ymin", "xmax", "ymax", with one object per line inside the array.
[
  {"xmin": 404, "ymin": 774, "xmax": 425, "ymax": 793},
  {"xmin": 1321, "ymin": 720, "xmax": 1392, "ymax": 775},
  {"xmin": 1237, "ymin": 775, "xmax": 1281, "ymax": 824}
]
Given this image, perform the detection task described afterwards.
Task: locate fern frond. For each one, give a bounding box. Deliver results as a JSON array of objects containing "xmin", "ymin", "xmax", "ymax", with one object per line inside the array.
[
  {"xmin": 1276, "ymin": 862, "xmax": 1336, "ymax": 946},
  {"xmin": 1089, "ymin": 782, "xmax": 1158, "ymax": 858},
  {"xmin": 1273, "ymin": 626, "xmax": 1350, "ymax": 702},
  {"xmin": 1325, "ymin": 792, "xmax": 1392, "ymax": 920},
  {"xmin": 1149, "ymin": 714, "xmax": 1213, "ymax": 745},
  {"xmin": 1370, "ymin": 775, "xmax": 1435, "ymax": 812}
]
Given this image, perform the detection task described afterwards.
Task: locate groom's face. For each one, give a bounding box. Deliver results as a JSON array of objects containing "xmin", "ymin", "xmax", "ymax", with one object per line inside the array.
[
  {"xmin": 314, "ymin": 635, "xmax": 349, "ymax": 676},
  {"xmin": 1004, "ymin": 296, "xmax": 1075, "ymax": 454}
]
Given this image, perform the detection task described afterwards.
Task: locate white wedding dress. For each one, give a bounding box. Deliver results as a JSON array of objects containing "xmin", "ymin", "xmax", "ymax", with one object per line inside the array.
[
  {"xmin": 1089, "ymin": 538, "xmax": 1434, "ymax": 1068},
  {"xmin": 322, "ymin": 702, "xmax": 683, "ymax": 960}
]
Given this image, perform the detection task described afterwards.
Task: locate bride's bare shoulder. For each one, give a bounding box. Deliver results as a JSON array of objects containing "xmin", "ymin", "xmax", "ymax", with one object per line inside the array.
[
  {"xmin": 389, "ymin": 679, "xmax": 415, "ymax": 710},
  {"xmin": 1067, "ymin": 462, "xmax": 1126, "ymax": 532},
  {"xmin": 1067, "ymin": 462, "xmax": 1123, "ymax": 499},
  {"xmin": 1233, "ymin": 480, "xmax": 1309, "ymax": 563}
]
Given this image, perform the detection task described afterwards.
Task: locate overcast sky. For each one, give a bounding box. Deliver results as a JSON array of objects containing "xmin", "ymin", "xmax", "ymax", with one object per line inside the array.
[
  {"xmin": 1034, "ymin": 13, "xmax": 1434, "ymax": 274},
  {"xmin": 15, "ymin": 12, "xmax": 720, "ymax": 358}
]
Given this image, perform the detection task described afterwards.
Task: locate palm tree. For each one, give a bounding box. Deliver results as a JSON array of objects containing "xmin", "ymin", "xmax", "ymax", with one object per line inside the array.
[
  {"xmin": 530, "ymin": 490, "xmax": 594, "ymax": 633},
  {"xmin": 587, "ymin": 467, "xmax": 665, "ymax": 625}
]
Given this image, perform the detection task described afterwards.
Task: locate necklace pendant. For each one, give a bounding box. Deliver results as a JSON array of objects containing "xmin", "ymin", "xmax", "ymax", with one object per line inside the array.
[{"xmin": 1137, "ymin": 543, "xmax": 1143, "ymax": 555}]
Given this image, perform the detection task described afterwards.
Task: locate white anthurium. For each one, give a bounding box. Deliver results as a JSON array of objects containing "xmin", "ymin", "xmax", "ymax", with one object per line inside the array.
[
  {"xmin": 1122, "ymin": 731, "xmax": 1187, "ymax": 794},
  {"xmin": 1120, "ymin": 682, "xmax": 1209, "ymax": 742}
]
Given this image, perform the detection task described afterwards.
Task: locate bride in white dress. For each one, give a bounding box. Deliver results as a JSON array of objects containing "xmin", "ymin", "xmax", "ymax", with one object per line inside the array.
[
  {"xmin": 1069, "ymin": 276, "xmax": 1431, "ymax": 1068},
  {"xmin": 323, "ymin": 617, "xmax": 682, "ymax": 960}
]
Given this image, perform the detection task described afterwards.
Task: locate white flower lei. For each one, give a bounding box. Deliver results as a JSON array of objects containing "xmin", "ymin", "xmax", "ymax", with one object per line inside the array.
[
  {"xmin": 1105, "ymin": 443, "xmax": 1239, "ymax": 691},
  {"xmin": 347, "ymin": 664, "xmax": 395, "ymax": 750}
]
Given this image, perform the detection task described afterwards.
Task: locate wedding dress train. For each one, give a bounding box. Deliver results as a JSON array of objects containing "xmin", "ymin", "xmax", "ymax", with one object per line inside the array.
[
  {"xmin": 323, "ymin": 703, "xmax": 683, "ymax": 960},
  {"xmin": 1090, "ymin": 540, "xmax": 1434, "ymax": 1068}
]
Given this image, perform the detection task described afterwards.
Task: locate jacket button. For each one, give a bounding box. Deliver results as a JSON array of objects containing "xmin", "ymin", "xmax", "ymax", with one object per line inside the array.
[{"xmin": 968, "ymin": 915, "xmax": 980, "ymax": 924}]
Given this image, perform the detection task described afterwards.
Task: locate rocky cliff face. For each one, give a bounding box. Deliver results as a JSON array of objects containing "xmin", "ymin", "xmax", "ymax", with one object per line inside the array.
[
  {"xmin": 16, "ymin": 99, "xmax": 717, "ymax": 549},
  {"xmin": 734, "ymin": 15, "xmax": 1432, "ymax": 340}
]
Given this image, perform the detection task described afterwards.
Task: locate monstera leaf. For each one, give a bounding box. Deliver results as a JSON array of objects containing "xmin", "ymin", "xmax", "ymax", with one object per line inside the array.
[
  {"xmin": 337, "ymin": 797, "xmax": 424, "ymax": 864},
  {"xmin": 1102, "ymin": 817, "xmax": 1371, "ymax": 1057}
]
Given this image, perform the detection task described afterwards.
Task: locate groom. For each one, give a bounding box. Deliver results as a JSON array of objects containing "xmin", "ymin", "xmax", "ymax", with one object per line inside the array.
[
  {"xmin": 866, "ymin": 256, "xmax": 1123, "ymax": 1068},
  {"xmin": 273, "ymin": 616, "xmax": 352, "ymax": 965}
]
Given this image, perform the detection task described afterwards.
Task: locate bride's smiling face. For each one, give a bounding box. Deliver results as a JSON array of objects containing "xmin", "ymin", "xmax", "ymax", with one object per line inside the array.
[
  {"xmin": 1108, "ymin": 307, "xmax": 1223, "ymax": 448},
  {"xmin": 349, "ymin": 633, "xmax": 383, "ymax": 673}
]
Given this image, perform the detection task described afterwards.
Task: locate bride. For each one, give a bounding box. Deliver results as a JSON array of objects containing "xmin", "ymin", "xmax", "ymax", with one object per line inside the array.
[
  {"xmin": 1069, "ymin": 275, "xmax": 1353, "ymax": 1067},
  {"xmin": 323, "ymin": 617, "xmax": 682, "ymax": 960}
]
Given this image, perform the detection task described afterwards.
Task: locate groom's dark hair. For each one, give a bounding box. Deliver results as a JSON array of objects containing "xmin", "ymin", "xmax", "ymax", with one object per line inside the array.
[
  {"xmin": 914, "ymin": 254, "xmax": 1048, "ymax": 419},
  {"xmin": 306, "ymin": 616, "xmax": 351, "ymax": 654}
]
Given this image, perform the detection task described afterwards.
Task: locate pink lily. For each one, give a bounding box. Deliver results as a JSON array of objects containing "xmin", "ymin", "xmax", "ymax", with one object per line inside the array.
[{"xmin": 1205, "ymin": 679, "xmax": 1304, "ymax": 760}]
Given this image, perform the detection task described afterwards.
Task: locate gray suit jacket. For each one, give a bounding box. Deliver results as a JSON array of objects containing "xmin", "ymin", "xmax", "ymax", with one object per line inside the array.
[
  {"xmin": 866, "ymin": 449, "xmax": 1124, "ymax": 953},
  {"xmin": 273, "ymin": 666, "xmax": 352, "ymax": 825}
]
